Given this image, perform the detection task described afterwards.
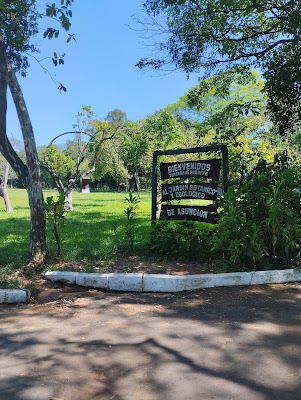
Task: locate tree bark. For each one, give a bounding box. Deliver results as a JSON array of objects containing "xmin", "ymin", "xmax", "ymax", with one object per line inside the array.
[
  {"xmin": 0, "ymin": 185, "xmax": 13, "ymax": 212},
  {"xmin": 0, "ymin": 162, "xmax": 13, "ymax": 212},
  {"xmin": 134, "ymin": 168, "xmax": 141, "ymax": 198},
  {"xmin": 0, "ymin": 40, "xmax": 47, "ymax": 264},
  {"xmin": 64, "ymin": 188, "xmax": 73, "ymax": 210},
  {"xmin": 7, "ymin": 62, "xmax": 47, "ymax": 264}
]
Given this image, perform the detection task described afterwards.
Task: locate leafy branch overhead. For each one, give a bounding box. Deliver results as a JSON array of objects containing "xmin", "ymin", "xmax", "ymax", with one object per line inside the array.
[
  {"xmin": 0, "ymin": 0, "xmax": 74, "ymax": 76},
  {"xmin": 137, "ymin": 0, "xmax": 301, "ymax": 134},
  {"xmin": 137, "ymin": 0, "xmax": 301, "ymax": 72}
]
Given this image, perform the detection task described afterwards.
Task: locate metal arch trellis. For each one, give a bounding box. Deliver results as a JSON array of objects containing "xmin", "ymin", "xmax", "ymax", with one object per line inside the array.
[{"xmin": 151, "ymin": 144, "xmax": 229, "ymax": 224}]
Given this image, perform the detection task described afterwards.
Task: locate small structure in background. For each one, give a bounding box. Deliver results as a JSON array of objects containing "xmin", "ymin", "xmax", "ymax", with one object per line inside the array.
[{"xmin": 81, "ymin": 176, "xmax": 90, "ymax": 193}]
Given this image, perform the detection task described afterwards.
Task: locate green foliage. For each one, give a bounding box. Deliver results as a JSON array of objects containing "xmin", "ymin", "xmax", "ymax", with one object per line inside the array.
[
  {"xmin": 138, "ymin": 1, "xmax": 300, "ymax": 73},
  {"xmin": 40, "ymin": 145, "xmax": 75, "ymax": 186},
  {"xmin": 151, "ymin": 220, "xmax": 214, "ymax": 261},
  {"xmin": 106, "ymin": 108, "xmax": 128, "ymax": 128},
  {"xmin": 213, "ymin": 152, "xmax": 301, "ymax": 269},
  {"xmin": 165, "ymin": 67, "xmax": 270, "ymax": 184},
  {"xmin": 121, "ymin": 121, "xmax": 149, "ymax": 174},
  {"xmin": 39, "ymin": 106, "xmax": 129, "ymax": 196},
  {"xmin": 264, "ymin": 43, "xmax": 301, "ymax": 135},
  {"xmin": 124, "ymin": 192, "xmax": 140, "ymax": 252},
  {"xmin": 93, "ymin": 139, "xmax": 129, "ymax": 186},
  {"xmin": 44, "ymin": 194, "xmax": 68, "ymax": 256},
  {"xmin": 139, "ymin": 1, "xmax": 301, "ymax": 134},
  {"xmin": 120, "ymin": 112, "xmax": 185, "ymax": 190},
  {"xmin": 212, "ymin": 187, "xmax": 267, "ymax": 269},
  {"xmin": 0, "ymin": 273, "xmax": 22, "ymax": 289},
  {"xmin": 0, "ymin": 0, "xmax": 74, "ymax": 76},
  {"xmin": 142, "ymin": 111, "xmax": 184, "ymax": 151}
]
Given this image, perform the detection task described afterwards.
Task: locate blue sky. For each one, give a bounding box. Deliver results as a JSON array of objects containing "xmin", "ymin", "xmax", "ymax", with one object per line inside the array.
[{"xmin": 7, "ymin": 0, "xmax": 200, "ymax": 147}]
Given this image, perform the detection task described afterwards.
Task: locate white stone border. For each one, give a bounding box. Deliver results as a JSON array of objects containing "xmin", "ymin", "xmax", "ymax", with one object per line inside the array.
[
  {"xmin": 3, "ymin": 268, "xmax": 300, "ymax": 304},
  {"xmin": 0, "ymin": 289, "xmax": 30, "ymax": 304},
  {"xmin": 45, "ymin": 268, "xmax": 301, "ymax": 293}
]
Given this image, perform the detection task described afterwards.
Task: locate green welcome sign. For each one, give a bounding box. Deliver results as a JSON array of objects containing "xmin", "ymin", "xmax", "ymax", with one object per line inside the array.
[{"xmin": 151, "ymin": 145, "xmax": 229, "ymax": 224}]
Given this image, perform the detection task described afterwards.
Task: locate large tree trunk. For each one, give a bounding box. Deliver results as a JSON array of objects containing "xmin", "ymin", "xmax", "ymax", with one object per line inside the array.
[
  {"xmin": 26, "ymin": 179, "xmax": 47, "ymax": 263},
  {"xmin": 0, "ymin": 41, "xmax": 47, "ymax": 264},
  {"xmin": 7, "ymin": 63, "xmax": 47, "ymax": 264}
]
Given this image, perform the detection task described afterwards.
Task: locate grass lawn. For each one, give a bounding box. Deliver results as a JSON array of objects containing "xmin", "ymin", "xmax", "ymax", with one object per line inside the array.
[
  {"xmin": 0, "ymin": 188, "xmax": 152, "ymax": 265},
  {"xmin": 0, "ymin": 188, "xmax": 216, "ymax": 287}
]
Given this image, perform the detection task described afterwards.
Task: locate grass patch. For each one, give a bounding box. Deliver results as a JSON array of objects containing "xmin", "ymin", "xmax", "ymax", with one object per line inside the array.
[
  {"xmin": 0, "ymin": 189, "xmax": 153, "ymax": 270},
  {"xmin": 0, "ymin": 265, "xmax": 23, "ymax": 289},
  {"xmin": 0, "ymin": 189, "xmax": 219, "ymax": 283},
  {"xmin": 0, "ymin": 275, "xmax": 22, "ymax": 289}
]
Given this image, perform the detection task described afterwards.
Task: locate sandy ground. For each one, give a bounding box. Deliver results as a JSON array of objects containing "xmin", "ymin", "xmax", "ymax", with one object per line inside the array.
[{"xmin": 0, "ymin": 282, "xmax": 301, "ymax": 400}]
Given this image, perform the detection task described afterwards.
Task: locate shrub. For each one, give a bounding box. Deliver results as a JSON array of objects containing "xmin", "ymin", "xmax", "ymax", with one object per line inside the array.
[
  {"xmin": 150, "ymin": 220, "xmax": 215, "ymax": 261},
  {"xmin": 212, "ymin": 187, "xmax": 267, "ymax": 269},
  {"xmin": 124, "ymin": 192, "xmax": 140, "ymax": 253},
  {"xmin": 213, "ymin": 151, "xmax": 301, "ymax": 269},
  {"xmin": 44, "ymin": 194, "xmax": 68, "ymax": 256}
]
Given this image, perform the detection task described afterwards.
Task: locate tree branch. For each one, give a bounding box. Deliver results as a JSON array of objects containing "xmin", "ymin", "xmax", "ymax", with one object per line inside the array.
[{"xmin": 0, "ymin": 35, "xmax": 28, "ymax": 186}]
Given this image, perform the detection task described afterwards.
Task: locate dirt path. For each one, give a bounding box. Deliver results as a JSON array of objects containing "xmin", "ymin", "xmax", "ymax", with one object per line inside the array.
[{"xmin": 1, "ymin": 283, "xmax": 301, "ymax": 400}]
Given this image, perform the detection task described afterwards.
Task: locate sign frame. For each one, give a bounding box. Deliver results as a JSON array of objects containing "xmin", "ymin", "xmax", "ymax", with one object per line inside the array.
[{"xmin": 151, "ymin": 145, "xmax": 229, "ymax": 223}]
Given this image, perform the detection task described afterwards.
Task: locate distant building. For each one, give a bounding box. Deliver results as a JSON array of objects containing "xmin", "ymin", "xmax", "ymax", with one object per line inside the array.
[{"xmin": 81, "ymin": 176, "xmax": 90, "ymax": 193}]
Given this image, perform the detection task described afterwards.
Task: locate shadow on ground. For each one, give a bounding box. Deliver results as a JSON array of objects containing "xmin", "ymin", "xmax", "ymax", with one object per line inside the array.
[{"xmin": 0, "ymin": 283, "xmax": 301, "ymax": 400}]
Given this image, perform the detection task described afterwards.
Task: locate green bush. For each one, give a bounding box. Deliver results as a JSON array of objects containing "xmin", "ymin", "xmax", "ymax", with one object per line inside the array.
[
  {"xmin": 213, "ymin": 151, "xmax": 301, "ymax": 269},
  {"xmin": 44, "ymin": 194, "xmax": 68, "ymax": 256},
  {"xmin": 212, "ymin": 187, "xmax": 267, "ymax": 269},
  {"xmin": 150, "ymin": 220, "xmax": 215, "ymax": 261}
]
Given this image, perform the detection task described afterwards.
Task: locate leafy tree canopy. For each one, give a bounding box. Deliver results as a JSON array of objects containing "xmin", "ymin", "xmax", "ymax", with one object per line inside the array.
[
  {"xmin": 164, "ymin": 67, "xmax": 274, "ymax": 183},
  {"xmin": 137, "ymin": 1, "xmax": 301, "ymax": 135},
  {"xmin": 0, "ymin": 0, "xmax": 74, "ymax": 78},
  {"xmin": 263, "ymin": 42, "xmax": 301, "ymax": 135},
  {"xmin": 137, "ymin": 0, "xmax": 300, "ymax": 73},
  {"xmin": 165, "ymin": 67, "xmax": 266, "ymax": 137}
]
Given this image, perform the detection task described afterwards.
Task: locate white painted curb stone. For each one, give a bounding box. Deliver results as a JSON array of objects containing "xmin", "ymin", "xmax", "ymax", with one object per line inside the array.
[
  {"xmin": 45, "ymin": 268, "xmax": 301, "ymax": 293},
  {"xmin": 45, "ymin": 271, "xmax": 144, "ymax": 292},
  {"xmin": 45, "ymin": 271, "xmax": 78, "ymax": 284},
  {"xmin": 76, "ymin": 273, "xmax": 109, "ymax": 289},
  {"xmin": 143, "ymin": 274, "xmax": 183, "ymax": 292},
  {"xmin": 108, "ymin": 273, "xmax": 143, "ymax": 292},
  {"xmin": 0, "ymin": 289, "xmax": 30, "ymax": 303},
  {"xmin": 142, "ymin": 273, "xmax": 217, "ymax": 292},
  {"xmin": 182, "ymin": 274, "xmax": 218, "ymax": 290},
  {"xmin": 215, "ymin": 272, "xmax": 253, "ymax": 287}
]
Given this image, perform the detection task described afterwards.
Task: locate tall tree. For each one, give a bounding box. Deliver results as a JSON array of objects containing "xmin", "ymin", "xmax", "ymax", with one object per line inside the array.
[
  {"xmin": 137, "ymin": 1, "xmax": 301, "ymax": 135},
  {"xmin": 166, "ymin": 67, "xmax": 271, "ymax": 182},
  {"xmin": 121, "ymin": 121, "xmax": 149, "ymax": 194},
  {"xmin": 40, "ymin": 107, "xmax": 125, "ymax": 207},
  {"xmin": 0, "ymin": 0, "xmax": 74, "ymax": 264},
  {"xmin": 263, "ymin": 43, "xmax": 301, "ymax": 135},
  {"xmin": 121, "ymin": 112, "xmax": 184, "ymax": 194}
]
